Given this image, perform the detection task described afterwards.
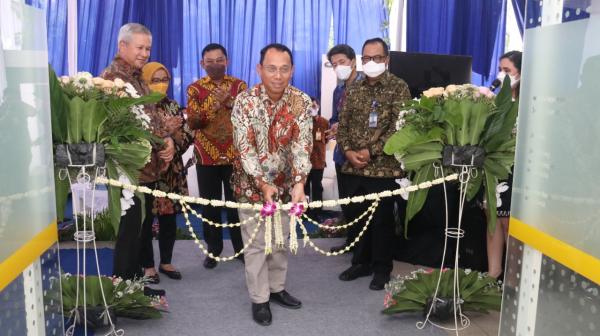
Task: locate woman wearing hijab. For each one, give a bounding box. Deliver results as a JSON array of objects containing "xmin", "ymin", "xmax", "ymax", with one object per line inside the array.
[{"xmin": 140, "ymin": 62, "xmax": 194, "ymax": 282}]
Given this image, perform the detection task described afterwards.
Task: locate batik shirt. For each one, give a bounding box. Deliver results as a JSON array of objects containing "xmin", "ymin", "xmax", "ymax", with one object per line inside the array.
[
  {"xmin": 310, "ymin": 115, "xmax": 329, "ymax": 170},
  {"xmin": 231, "ymin": 84, "xmax": 313, "ymax": 203},
  {"xmin": 337, "ymin": 71, "xmax": 411, "ymax": 178},
  {"xmin": 187, "ymin": 75, "xmax": 247, "ymax": 165}
]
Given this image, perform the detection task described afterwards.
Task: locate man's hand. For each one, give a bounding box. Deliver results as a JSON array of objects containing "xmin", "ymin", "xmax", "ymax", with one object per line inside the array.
[
  {"xmin": 357, "ymin": 148, "xmax": 371, "ymax": 163},
  {"xmin": 290, "ymin": 183, "xmax": 306, "ymax": 204},
  {"xmin": 345, "ymin": 150, "xmax": 368, "ymax": 169},
  {"xmin": 213, "ymin": 87, "xmax": 231, "ymax": 105},
  {"xmin": 325, "ymin": 122, "xmax": 338, "ymax": 140},
  {"xmin": 158, "ymin": 137, "xmax": 176, "ymax": 163},
  {"xmin": 260, "ymin": 184, "xmax": 278, "ymax": 203},
  {"xmin": 163, "ymin": 115, "xmax": 183, "ymax": 135}
]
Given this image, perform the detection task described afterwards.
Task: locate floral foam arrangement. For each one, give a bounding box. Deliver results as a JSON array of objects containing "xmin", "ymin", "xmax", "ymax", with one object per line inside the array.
[{"xmin": 384, "ymin": 78, "xmax": 518, "ymax": 233}]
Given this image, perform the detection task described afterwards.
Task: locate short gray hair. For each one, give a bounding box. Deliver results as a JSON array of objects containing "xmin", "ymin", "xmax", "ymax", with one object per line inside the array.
[{"xmin": 118, "ymin": 23, "xmax": 152, "ymax": 44}]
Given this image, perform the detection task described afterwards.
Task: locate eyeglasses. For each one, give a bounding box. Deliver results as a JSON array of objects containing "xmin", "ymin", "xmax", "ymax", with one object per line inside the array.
[
  {"xmin": 361, "ymin": 55, "xmax": 387, "ymax": 64},
  {"xmin": 262, "ymin": 65, "xmax": 292, "ymax": 76}
]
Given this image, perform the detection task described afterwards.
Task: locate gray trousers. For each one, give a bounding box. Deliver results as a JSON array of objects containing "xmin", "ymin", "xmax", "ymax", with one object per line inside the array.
[{"xmin": 238, "ymin": 208, "xmax": 290, "ymax": 303}]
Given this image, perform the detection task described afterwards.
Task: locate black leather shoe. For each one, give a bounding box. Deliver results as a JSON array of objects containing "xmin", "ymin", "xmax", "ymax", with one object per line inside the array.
[
  {"xmin": 339, "ymin": 264, "xmax": 373, "ymax": 281},
  {"xmin": 159, "ymin": 267, "xmax": 182, "ymax": 280},
  {"xmin": 143, "ymin": 286, "xmax": 166, "ymax": 297},
  {"xmin": 251, "ymin": 302, "xmax": 272, "ymax": 326},
  {"xmin": 145, "ymin": 273, "xmax": 160, "ymax": 284},
  {"xmin": 269, "ymin": 290, "xmax": 302, "ymax": 309},
  {"xmin": 369, "ymin": 273, "xmax": 390, "ymax": 291},
  {"xmin": 203, "ymin": 257, "xmax": 217, "ymax": 269}
]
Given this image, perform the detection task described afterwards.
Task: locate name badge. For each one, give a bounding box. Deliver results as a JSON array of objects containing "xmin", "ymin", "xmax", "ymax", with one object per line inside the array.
[
  {"xmin": 369, "ymin": 112, "xmax": 378, "ymax": 128},
  {"xmin": 316, "ymin": 130, "xmax": 322, "ymax": 141}
]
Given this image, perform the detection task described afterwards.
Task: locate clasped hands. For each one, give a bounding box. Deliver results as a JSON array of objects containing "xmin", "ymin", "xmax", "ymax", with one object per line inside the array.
[{"xmin": 345, "ymin": 148, "xmax": 371, "ymax": 169}]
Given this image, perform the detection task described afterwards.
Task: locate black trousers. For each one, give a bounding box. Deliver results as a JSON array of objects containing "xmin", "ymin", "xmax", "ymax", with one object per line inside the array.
[
  {"xmin": 335, "ymin": 165, "xmax": 359, "ymax": 245},
  {"xmin": 113, "ymin": 192, "xmax": 153, "ymax": 280},
  {"xmin": 344, "ymin": 174, "xmax": 402, "ymax": 275},
  {"xmin": 304, "ymin": 168, "xmax": 324, "ymax": 216},
  {"xmin": 140, "ymin": 212, "xmax": 177, "ymax": 268},
  {"xmin": 196, "ymin": 165, "xmax": 243, "ymax": 255}
]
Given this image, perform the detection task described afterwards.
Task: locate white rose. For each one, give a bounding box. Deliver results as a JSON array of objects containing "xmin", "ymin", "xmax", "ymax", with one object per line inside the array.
[
  {"xmin": 113, "ymin": 78, "xmax": 126, "ymax": 88},
  {"xmin": 59, "ymin": 76, "xmax": 71, "ymax": 84},
  {"xmin": 101, "ymin": 80, "xmax": 115, "ymax": 89},
  {"xmin": 422, "ymin": 87, "xmax": 444, "ymax": 98}
]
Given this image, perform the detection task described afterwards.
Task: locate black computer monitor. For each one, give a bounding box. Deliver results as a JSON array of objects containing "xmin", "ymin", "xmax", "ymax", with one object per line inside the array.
[{"xmin": 389, "ymin": 51, "xmax": 472, "ymax": 98}]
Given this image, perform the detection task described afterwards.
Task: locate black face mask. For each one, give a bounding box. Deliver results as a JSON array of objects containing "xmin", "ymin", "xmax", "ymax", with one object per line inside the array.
[{"xmin": 205, "ymin": 64, "xmax": 226, "ymax": 80}]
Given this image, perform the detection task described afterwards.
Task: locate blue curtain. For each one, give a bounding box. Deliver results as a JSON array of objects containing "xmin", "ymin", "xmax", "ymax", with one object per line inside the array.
[
  {"xmin": 332, "ymin": 0, "xmax": 389, "ymax": 55},
  {"xmin": 25, "ymin": 0, "xmax": 69, "ymax": 75},
  {"xmin": 27, "ymin": 0, "xmax": 388, "ymax": 104},
  {"xmin": 406, "ymin": 0, "xmax": 507, "ymax": 86},
  {"xmin": 511, "ymin": 0, "xmax": 526, "ymax": 35}
]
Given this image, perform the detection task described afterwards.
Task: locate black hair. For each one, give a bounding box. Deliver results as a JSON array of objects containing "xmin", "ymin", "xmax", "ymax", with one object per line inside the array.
[
  {"xmin": 260, "ymin": 43, "xmax": 294, "ymax": 65},
  {"xmin": 362, "ymin": 37, "xmax": 389, "ymax": 56},
  {"xmin": 500, "ymin": 50, "xmax": 522, "ymax": 73},
  {"xmin": 327, "ymin": 44, "xmax": 356, "ymax": 63},
  {"xmin": 202, "ymin": 43, "xmax": 228, "ymax": 58}
]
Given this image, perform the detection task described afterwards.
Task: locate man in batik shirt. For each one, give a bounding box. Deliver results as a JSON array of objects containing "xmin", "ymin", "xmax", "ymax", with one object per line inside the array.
[
  {"xmin": 337, "ymin": 38, "xmax": 411, "ymax": 291},
  {"xmin": 187, "ymin": 43, "xmax": 247, "ymax": 269},
  {"xmin": 231, "ymin": 43, "xmax": 312, "ymax": 326}
]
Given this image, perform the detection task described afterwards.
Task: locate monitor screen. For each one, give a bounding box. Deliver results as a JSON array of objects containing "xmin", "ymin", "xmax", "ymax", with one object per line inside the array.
[{"xmin": 389, "ymin": 51, "xmax": 472, "ymax": 98}]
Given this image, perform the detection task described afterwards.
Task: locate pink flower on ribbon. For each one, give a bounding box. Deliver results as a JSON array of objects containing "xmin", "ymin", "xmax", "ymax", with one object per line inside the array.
[
  {"xmin": 289, "ymin": 203, "xmax": 305, "ymax": 216},
  {"xmin": 261, "ymin": 202, "xmax": 277, "ymax": 217}
]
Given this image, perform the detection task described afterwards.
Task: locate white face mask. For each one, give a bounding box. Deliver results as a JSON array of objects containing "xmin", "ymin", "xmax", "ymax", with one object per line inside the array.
[
  {"xmin": 310, "ymin": 107, "xmax": 319, "ymax": 116},
  {"xmin": 497, "ymin": 71, "xmax": 520, "ymax": 87},
  {"xmin": 363, "ymin": 61, "xmax": 386, "ymax": 78},
  {"xmin": 335, "ymin": 65, "xmax": 353, "ymax": 81}
]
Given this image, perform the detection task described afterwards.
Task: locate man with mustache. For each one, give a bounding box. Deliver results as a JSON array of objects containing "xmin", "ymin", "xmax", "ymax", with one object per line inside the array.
[{"xmin": 187, "ymin": 43, "xmax": 247, "ymax": 269}]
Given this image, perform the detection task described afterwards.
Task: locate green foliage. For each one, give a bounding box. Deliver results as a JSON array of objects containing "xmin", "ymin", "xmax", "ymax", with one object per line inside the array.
[
  {"xmin": 58, "ymin": 273, "xmax": 162, "ymax": 320},
  {"xmin": 48, "ymin": 68, "xmax": 163, "ymax": 234},
  {"xmin": 382, "ymin": 268, "xmax": 502, "ymax": 316},
  {"xmin": 384, "ymin": 83, "xmax": 518, "ymax": 232}
]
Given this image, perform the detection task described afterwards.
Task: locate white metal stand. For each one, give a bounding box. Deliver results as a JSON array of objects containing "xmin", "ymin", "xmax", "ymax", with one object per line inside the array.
[
  {"xmin": 59, "ymin": 157, "xmax": 123, "ymax": 336},
  {"xmin": 416, "ymin": 161, "xmax": 477, "ymax": 335}
]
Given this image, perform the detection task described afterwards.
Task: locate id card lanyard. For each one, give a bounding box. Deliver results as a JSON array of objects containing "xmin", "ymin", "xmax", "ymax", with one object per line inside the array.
[{"xmin": 368, "ymin": 100, "xmax": 378, "ymax": 128}]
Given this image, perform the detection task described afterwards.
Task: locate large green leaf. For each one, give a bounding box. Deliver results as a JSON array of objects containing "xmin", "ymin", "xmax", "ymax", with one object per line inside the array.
[
  {"xmin": 465, "ymin": 170, "xmax": 484, "ymax": 201},
  {"xmin": 105, "ymin": 92, "xmax": 164, "ymax": 112},
  {"xmin": 383, "ymin": 125, "xmax": 423, "ymax": 155},
  {"xmin": 106, "ymin": 160, "xmax": 123, "ymax": 235},
  {"xmin": 104, "ymin": 141, "xmax": 151, "ymax": 172},
  {"xmin": 484, "ymin": 157, "xmax": 511, "ymax": 180},
  {"xmin": 402, "ymin": 151, "xmax": 442, "ymax": 171},
  {"xmin": 456, "ymin": 100, "xmax": 473, "ymax": 145},
  {"xmin": 48, "ymin": 67, "xmax": 69, "ymax": 143},
  {"xmin": 469, "ymin": 101, "xmax": 492, "ymax": 145},
  {"xmin": 68, "ymin": 96, "xmax": 85, "ymax": 143},
  {"xmin": 404, "ymin": 164, "xmax": 435, "ymax": 235},
  {"xmin": 483, "ymin": 168, "xmax": 498, "ymax": 233},
  {"xmin": 80, "ymin": 99, "xmax": 106, "ymax": 143},
  {"xmin": 405, "ymin": 141, "xmax": 443, "ymax": 155},
  {"xmin": 382, "ymin": 300, "xmax": 424, "ymax": 315},
  {"xmin": 482, "ymin": 98, "xmax": 518, "ymax": 152}
]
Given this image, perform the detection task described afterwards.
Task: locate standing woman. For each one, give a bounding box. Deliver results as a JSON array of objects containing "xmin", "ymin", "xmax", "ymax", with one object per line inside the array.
[
  {"xmin": 487, "ymin": 50, "xmax": 522, "ymax": 279},
  {"xmin": 140, "ymin": 62, "xmax": 194, "ymax": 282}
]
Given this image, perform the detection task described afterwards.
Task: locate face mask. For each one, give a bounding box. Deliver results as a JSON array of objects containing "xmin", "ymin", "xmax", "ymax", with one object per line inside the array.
[
  {"xmin": 149, "ymin": 83, "xmax": 169, "ymax": 95},
  {"xmin": 310, "ymin": 107, "xmax": 319, "ymax": 116},
  {"xmin": 335, "ymin": 65, "xmax": 352, "ymax": 81},
  {"xmin": 497, "ymin": 71, "xmax": 520, "ymax": 87},
  {"xmin": 362, "ymin": 61, "xmax": 386, "ymax": 78},
  {"xmin": 205, "ymin": 64, "xmax": 226, "ymax": 80}
]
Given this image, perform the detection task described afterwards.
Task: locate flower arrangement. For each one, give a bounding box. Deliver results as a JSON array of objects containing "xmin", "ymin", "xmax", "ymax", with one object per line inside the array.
[
  {"xmin": 49, "ymin": 68, "xmax": 163, "ymax": 235},
  {"xmin": 384, "ymin": 78, "xmax": 518, "ymax": 233},
  {"xmin": 57, "ymin": 273, "xmax": 164, "ymax": 328},
  {"xmin": 382, "ymin": 268, "xmax": 502, "ymax": 319}
]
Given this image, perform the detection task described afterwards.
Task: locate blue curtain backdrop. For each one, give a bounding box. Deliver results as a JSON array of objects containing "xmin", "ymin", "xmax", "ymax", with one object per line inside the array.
[
  {"xmin": 406, "ymin": 0, "xmax": 507, "ymax": 86},
  {"xmin": 332, "ymin": 0, "xmax": 389, "ymax": 56},
  {"xmin": 26, "ymin": 0, "xmax": 390, "ymax": 104},
  {"xmin": 512, "ymin": 0, "xmax": 526, "ymax": 35},
  {"xmin": 25, "ymin": 0, "xmax": 69, "ymax": 75}
]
